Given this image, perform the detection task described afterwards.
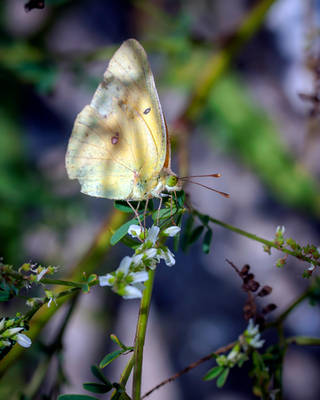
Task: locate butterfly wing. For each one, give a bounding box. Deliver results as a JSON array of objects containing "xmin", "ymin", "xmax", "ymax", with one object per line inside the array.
[{"xmin": 66, "ymin": 39, "xmax": 168, "ymax": 200}]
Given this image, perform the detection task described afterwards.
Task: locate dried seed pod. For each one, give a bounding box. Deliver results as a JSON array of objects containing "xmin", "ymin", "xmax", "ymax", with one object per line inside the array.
[{"xmin": 258, "ymin": 285, "xmax": 272, "ymax": 297}]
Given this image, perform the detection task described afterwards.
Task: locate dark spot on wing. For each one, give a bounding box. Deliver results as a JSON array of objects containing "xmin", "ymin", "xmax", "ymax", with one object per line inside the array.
[
  {"xmin": 144, "ymin": 107, "xmax": 151, "ymax": 115},
  {"xmin": 111, "ymin": 132, "xmax": 120, "ymax": 145}
]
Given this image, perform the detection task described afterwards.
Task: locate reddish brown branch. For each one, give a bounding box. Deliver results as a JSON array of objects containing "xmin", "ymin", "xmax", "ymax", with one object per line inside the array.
[{"xmin": 141, "ymin": 341, "xmax": 235, "ymax": 399}]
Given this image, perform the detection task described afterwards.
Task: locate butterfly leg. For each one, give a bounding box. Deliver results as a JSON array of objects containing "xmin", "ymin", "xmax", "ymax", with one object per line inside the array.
[
  {"xmin": 156, "ymin": 196, "xmax": 163, "ymax": 226},
  {"xmin": 143, "ymin": 197, "xmax": 149, "ymax": 236},
  {"xmin": 169, "ymin": 194, "xmax": 177, "ymax": 226},
  {"xmin": 126, "ymin": 200, "xmax": 143, "ymax": 232}
]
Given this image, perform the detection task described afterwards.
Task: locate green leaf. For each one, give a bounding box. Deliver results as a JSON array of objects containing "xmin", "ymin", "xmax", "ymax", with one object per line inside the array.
[
  {"xmin": 99, "ymin": 349, "xmax": 125, "ymax": 368},
  {"xmin": 203, "ymin": 365, "xmax": 223, "ymax": 381},
  {"xmin": 114, "ymin": 200, "xmax": 154, "ymax": 213},
  {"xmin": 82, "ymin": 284, "xmax": 90, "ymax": 293},
  {"xmin": 174, "ymin": 213, "xmax": 183, "ymax": 252},
  {"xmin": 202, "ymin": 228, "xmax": 213, "ymax": 254},
  {"xmin": 216, "ymin": 368, "xmax": 230, "ymax": 388},
  {"xmin": 110, "ymin": 334, "xmax": 127, "ymax": 349},
  {"xmin": 151, "ymin": 206, "xmax": 177, "ymax": 222},
  {"xmin": 198, "ymin": 213, "xmax": 209, "ymax": 226},
  {"xmin": 188, "ymin": 225, "xmax": 205, "ymax": 245},
  {"xmin": 120, "ymin": 235, "xmax": 140, "ymax": 249},
  {"xmin": 176, "ymin": 190, "xmax": 186, "ymax": 208},
  {"xmin": 181, "ymin": 214, "xmax": 194, "ymax": 251},
  {"xmin": 58, "ymin": 395, "xmax": 99, "ymax": 400},
  {"xmin": 90, "ymin": 365, "xmax": 112, "ymax": 386},
  {"xmin": 87, "ymin": 274, "xmax": 97, "ymax": 284},
  {"xmin": 114, "ymin": 201, "xmax": 133, "ymax": 213},
  {"xmin": 83, "ymin": 382, "xmax": 112, "ymax": 393},
  {"xmin": 110, "ymin": 218, "xmax": 140, "ymax": 246}
]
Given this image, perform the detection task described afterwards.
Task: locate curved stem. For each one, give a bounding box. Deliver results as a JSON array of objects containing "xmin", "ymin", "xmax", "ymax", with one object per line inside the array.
[
  {"xmin": 195, "ymin": 212, "xmax": 319, "ymax": 266},
  {"xmin": 132, "ymin": 269, "xmax": 156, "ymax": 400}
]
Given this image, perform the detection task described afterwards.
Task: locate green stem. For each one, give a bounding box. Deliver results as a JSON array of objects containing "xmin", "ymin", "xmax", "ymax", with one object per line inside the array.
[
  {"xmin": 132, "ymin": 269, "xmax": 156, "ymax": 400},
  {"xmin": 111, "ymin": 355, "xmax": 135, "ymax": 399},
  {"xmin": 120, "ymin": 354, "xmax": 134, "ymax": 386},
  {"xmin": 273, "ymin": 289, "xmax": 310, "ymax": 326},
  {"xmin": 40, "ymin": 278, "xmax": 85, "ymax": 287},
  {"xmin": 286, "ymin": 336, "xmax": 320, "ymax": 346},
  {"xmin": 195, "ymin": 212, "xmax": 318, "ymax": 266}
]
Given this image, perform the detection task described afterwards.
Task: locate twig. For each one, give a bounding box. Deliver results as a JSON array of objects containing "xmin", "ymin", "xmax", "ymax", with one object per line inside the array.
[{"xmin": 141, "ymin": 341, "xmax": 235, "ymax": 399}]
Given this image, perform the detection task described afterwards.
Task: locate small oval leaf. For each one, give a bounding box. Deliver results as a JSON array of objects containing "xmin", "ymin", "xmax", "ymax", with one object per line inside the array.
[
  {"xmin": 189, "ymin": 225, "xmax": 205, "ymax": 245},
  {"xmin": 216, "ymin": 368, "xmax": 230, "ymax": 388},
  {"xmin": 90, "ymin": 365, "xmax": 111, "ymax": 385},
  {"xmin": 83, "ymin": 382, "xmax": 112, "ymax": 393},
  {"xmin": 203, "ymin": 365, "xmax": 223, "ymax": 381},
  {"xmin": 202, "ymin": 228, "xmax": 213, "ymax": 254},
  {"xmin": 99, "ymin": 349, "xmax": 124, "ymax": 368},
  {"xmin": 110, "ymin": 218, "xmax": 139, "ymax": 246}
]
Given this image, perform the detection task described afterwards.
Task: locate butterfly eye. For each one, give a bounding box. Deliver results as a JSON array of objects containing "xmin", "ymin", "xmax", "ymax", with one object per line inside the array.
[
  {"xmin": 166, "ymin": 175, "xmax": 178, "ymax": 187},
  {"xmin": 143, "ymin": 107, "xmax": 151, "ymax": 115}
]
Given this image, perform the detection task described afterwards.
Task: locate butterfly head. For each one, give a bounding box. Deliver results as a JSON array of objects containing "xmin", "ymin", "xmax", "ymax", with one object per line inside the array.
[{"xmin": 164, "ymin": 171, "xmax": 182, "ymax": 193}]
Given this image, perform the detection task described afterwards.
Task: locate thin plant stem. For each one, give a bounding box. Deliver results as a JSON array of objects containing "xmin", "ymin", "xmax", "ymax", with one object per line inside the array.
[
  {"xmin": 120, "ymin": 354, "xmax": 135, "ymax": 385},
  {"xmin": 286, "ymin": 336, "xmax": 320, "ymax": 346},
  {"xmin": 272, "ymin": 289, "xmax": 310, "ymax": 326},
  {"xmin": 111, "ymin": 354, "xmax": 135, "ymax": 399},
  {"xmin": 132, "ymin": 269, "xmax": 156, "ymax": 400},
  {"xmin": 194, "ymin": 212, "xmax": 319, "ymax": 266}
]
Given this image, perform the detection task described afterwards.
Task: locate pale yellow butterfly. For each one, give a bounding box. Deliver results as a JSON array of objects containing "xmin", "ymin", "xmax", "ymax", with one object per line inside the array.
[{"xmin": 65, "ymin": 39, "xmax": 182, "ymax": 201}]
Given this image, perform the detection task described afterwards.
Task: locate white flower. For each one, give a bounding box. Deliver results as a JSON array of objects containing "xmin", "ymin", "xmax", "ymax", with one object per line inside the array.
[
  {"xmin": 130, "ymin": 271, "xmax": 149, "ymax": 283},
  {"xmin": 245, "ymin": 319, "xmax": 265, "ymax": 349},
  {"xmin": 2, "ymin": 327, "xmax": 24, "ymax": 338},
  {"xmin": 147, "ymin": 225, "xmax": 160, "ymax": 245},
  {"xmin": 132, "ymin": 253, "xmax": 144, "ymax": 265},
  {"xmin": 308, "ymin": 263, "xmax": 315, "ymax": 272},
  {"xmin": 47, "ymin": 296, "xmax": 57, "ymax": 308},
  {"xmin": 16, "ymin": 333, "xmax": 32, "ymax": 348},
  {"xmin": 227, "ymin": 344, "xmax": 241, "ymax": 362},
  {"xmin": 117, "ymin": 256, "xmax": 132, "ymax": 275},
  {"xmin": 128, "ymin": 225, "xmax": 142, "ymax": 238},
  {"xmin": 99, "ymin": 273, "xmax": 114, "ymax": 286},
  {"xmin": 123, "ymin": 285, "xmax": 143, "ymax": 299},
  {"xmin": 276, "ymin": 225, "xmax": 285, "ymax": 234},
  {"xmin": 163, "ymin": 226, "xmax": 181, "ymax": 237},
  {"xmin": 248, "ymin": 335, "xmax": 265, "ymax": 349},
  {"xmin": 143, "ymin": 248, "xmax": 158, "ymax": 259},
  {"xmin": 160, "ymin": 248, "xmax": 176, "ymax": 267},
  {"xmin": 246, "ymin": 319, "xmax": 259, "ymax": 336},
  {"xmin": 36, "ymin": 267, "xmax": 48, "ymax": 281},
  {"xmin": 0, "ymin": 318, "xmax": 5, "ymax": 331}
]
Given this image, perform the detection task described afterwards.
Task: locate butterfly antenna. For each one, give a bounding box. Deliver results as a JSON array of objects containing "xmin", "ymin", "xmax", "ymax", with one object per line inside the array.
[
  {"xmin": 182, "ymin": 180, "xmax": 230, "ymax": 198},
  {"xmin": 179, "ymin": 173, "xmax": 221, "ymax": 179}
]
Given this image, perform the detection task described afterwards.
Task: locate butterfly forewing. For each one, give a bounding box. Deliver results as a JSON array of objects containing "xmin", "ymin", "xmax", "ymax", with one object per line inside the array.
[{"xmin": 66, "ymin": 39, "xmax": 168, "ymax": 200}]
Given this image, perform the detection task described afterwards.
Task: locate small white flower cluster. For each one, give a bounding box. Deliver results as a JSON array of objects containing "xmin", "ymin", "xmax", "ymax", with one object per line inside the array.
[
  {"xmin": 276, "ymin": 226, "xmax": 285, "ymax": 235},
  {"xmin": 243, "ymin": 319, "xmax": 265, "ymax": 349},
  {"xmin": 215, "ymin": 319, "xmax": 265, "ymax": 369},
  {"xmin": 0, "ymin": 318, "xmax": 32, "ymax": 349},
  {"xmin": 99, "ymin": 224, "xmax": 180, "ymax": 299}
]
